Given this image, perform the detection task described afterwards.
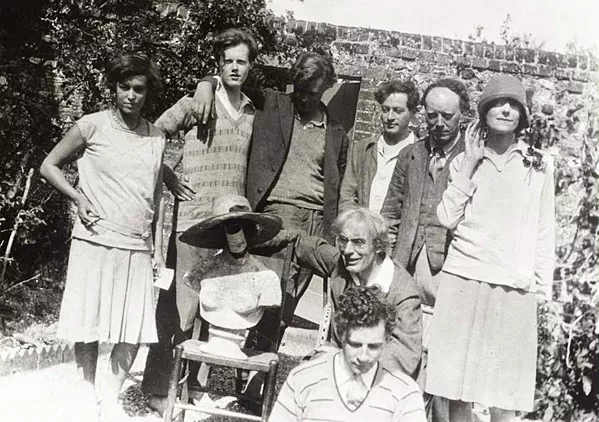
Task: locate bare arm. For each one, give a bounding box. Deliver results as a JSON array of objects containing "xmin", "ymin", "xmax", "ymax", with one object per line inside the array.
[{"xmin": 40, "ymin": 124, "xmax": 98, "ymax": 225}]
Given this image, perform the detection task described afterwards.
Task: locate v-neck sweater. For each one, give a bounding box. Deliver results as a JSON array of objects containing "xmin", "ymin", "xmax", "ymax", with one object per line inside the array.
[{"xmin": 269, "ymin": 352, "xmax": 426, "ymax": 422}]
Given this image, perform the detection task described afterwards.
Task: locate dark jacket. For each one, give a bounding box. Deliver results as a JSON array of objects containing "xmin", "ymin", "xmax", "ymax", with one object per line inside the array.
[
  {"xmin": 293, "ymin": 234, "xmax": 423, "ymax": 381},
  {"xmin": 338, "ymin": 134, "xmax": 379, "ymax": 212},
  {"xmin": 380, "ymin": 135, "xmax": 465, "ymax": 274},
  {"xmin": 245, "ymin": 89, "xmax": 349, "ymax": 242}
]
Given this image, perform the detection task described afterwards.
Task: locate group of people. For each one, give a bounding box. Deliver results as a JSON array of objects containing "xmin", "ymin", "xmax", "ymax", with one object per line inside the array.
[{"xmin": 40, "ymin": 25, "xmax": 555, "ymax": 422}]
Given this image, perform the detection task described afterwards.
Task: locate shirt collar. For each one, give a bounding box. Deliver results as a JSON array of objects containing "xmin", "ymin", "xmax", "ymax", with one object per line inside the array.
[
  {"xmin": 482, "ymin": 140, "xmax": 526, "ymax": 171},
  {"xmin": 430, "ymin": 132, "xmax": 460, "ymax": 156},
  {"xmin": 214, "ymin": 76, "xmax": 255, "ymax": 111},
  {"xmin": 350, "ymin": 255, "xmax": 394, "ymax": 294},
  {"xmin": 334, "ymin": 352, "xmax": 378, "ymax": 390},
  {"xmin": 377, "ymin": 132, "xmax": 415, "ymax": 159},
  {"xmin": 294, "ymin": 103, "xmax": 327, "ymax": 128}
]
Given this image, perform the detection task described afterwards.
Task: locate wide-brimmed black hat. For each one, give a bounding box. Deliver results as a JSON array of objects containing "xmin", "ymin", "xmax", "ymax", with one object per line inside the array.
[{"xmin": 179, "ymin": 194, "xmax": 282, "ymax": 249}]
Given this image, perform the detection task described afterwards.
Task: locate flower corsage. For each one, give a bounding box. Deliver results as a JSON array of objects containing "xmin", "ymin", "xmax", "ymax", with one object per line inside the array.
[{"xmin": 522, "ymin": 146, "xmax": 547, "ymax": 172}]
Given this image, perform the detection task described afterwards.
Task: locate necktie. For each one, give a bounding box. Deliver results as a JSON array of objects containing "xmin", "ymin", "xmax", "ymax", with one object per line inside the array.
[
  {"xmin": 346, "ymin": 374, "xmax": 368, "ymax": 409},
  {"xmin": 429, "ymin": 147, "xmax": 446, "ymax": 182}
]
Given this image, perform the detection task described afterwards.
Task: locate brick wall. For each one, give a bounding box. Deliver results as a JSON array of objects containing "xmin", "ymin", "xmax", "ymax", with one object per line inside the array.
[{"xmin": 284, "ymin": 18, "xmax": 598, "ymax": 148}]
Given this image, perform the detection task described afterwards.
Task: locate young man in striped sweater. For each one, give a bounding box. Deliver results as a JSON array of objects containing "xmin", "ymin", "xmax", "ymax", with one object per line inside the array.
[{"xmin": 270, "ymin": 286, "xmax": 426, "ymax": 422}]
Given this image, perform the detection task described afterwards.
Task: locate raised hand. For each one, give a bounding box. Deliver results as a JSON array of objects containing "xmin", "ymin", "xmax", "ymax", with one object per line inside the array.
[{"xmin": 461, "ymin": 119, "xmax": 486, "ymax": 178}]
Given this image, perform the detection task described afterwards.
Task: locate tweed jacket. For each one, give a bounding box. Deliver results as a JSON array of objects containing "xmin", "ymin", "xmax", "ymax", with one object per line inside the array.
[
  {"xmin": 338, "ymin": 134, "xmax": 379, "ymax": 212},
  {"xmin": 199, "ymin": 79, "xmax": 349, "ymax": 242},
  {"xmin": 292, "ymin": 234, "xmax": 423, "ymax": 380},
  {"xmin": 380, "ymin": 134, "xmax": 465, "ymax": 273}
]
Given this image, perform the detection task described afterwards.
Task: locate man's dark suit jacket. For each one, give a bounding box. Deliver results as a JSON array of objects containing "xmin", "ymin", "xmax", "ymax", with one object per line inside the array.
[
  {"xmin": 200, "ymin": 80, "xmax": 349, "ymax": 242},
  {"xmin": 380, "ymin": 135, "xmax": 465, "ymax": 273}
]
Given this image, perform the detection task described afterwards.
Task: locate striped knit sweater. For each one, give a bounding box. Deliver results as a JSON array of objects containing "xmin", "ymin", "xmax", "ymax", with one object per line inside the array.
[
  {"xmin": 155, "ymin": 87, "xmax": 254, "ymax": 231},
  {"xmin": 270, "ymin": 352, "xmax": 426, "ymax": 422}
]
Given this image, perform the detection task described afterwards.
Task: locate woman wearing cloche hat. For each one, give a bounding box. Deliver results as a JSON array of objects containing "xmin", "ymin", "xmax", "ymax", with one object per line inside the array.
[{"xmin": 425, "ymin": 74, "xmax": 555, "ymax": 422}]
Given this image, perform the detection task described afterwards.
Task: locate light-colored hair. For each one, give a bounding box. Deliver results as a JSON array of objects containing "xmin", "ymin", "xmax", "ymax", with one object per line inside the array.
[{"xmin": 331, "ymin": 208, "xmax": 391, "ymax": 255}]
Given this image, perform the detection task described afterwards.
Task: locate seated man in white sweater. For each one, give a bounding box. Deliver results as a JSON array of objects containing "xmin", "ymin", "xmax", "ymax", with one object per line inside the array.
[{"xmin": 270, "ymin": 286, "xmax": 426, "ymax": 422}]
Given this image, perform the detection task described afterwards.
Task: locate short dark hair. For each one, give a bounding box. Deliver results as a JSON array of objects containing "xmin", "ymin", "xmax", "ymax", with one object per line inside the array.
[
  {"xmin": 105, "ymin": 53, "xmax": 163, "ymax": 97},
  {"xmin": 375, "ymin": 79, "xmax": 420, "ymax": 112},
  {"xmin": 422, "ymin": 78, "xmax": 470, "ymax": 113},
  {"xmin": 289, "ymin": 52, "xmax": 336, "ymax": 89},
  {"xmin": 334, "ymin": 286, "xmax": 397, "ymax": 341},
  {"xmin": 213, "ymin": 28, "xmax": 259, "ymax": 63}
]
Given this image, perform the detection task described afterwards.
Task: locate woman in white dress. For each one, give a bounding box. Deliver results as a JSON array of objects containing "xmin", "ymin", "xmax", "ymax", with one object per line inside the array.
[{"xmin": 40, "ymin": 53, "xmax": 167, "ymax": 419}]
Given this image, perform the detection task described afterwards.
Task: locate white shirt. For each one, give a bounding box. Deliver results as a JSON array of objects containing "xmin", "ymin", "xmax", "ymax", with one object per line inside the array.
[
  {"xmin": 214, "ymin": 76, "xmax": 253, "ymax": 121},
  {"xmin": 369, "ymin": 132, "xmax": 416, "ymax": 213},
  {"xmin": 350, "ymin": 255, "xmax": 395, "ymax": 294},
  {"xmin": 334, "ymin": 353, "xmax": 378, "ymax": 407}
]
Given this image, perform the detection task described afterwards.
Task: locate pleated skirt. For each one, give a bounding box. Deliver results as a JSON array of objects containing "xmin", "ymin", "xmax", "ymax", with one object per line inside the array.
[
  {"xmin": 425, "ymin": 272, "xmax": 537, "ymax": 411},
  {"xmin": 57, "ymin": 238, "xmax": 158, "ymax": 344}
]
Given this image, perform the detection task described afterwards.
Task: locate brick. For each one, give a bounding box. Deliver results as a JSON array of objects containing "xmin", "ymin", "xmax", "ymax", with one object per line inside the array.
[
  {"xmin": 501, "ymin": 61, "xmax": 521, "ymax": 74},
  {"xmin": 431, "ymin": 36, "xmax": 443, "ymax": 52},
  {"xmin": 434, "ymin": 53, "xmax": 453, "ymax": 65},
  {"xmin": 355, "ymin": 120, "xmax": 376, "ymax": 133},
  {"xmin": 460, "ymin": 68, "xmax": 476, "ymax": 80},
  {"xmin": 494, "ymin": 45, "xmax": 506, "ymax": 60},
  {"xmin": 537, "ymin": 51, "xmax": 548, "ymax": 65},
  {"xmin": 567, "ymin": 82, "xmax": 584, "ymax": 94},
  {"xmin": 590, "ymin": 57, "xmax": 598, "ymax": 72},
  {"xmin": 388, "ymin": 34, "xmax": 401, "ymax": 47},
  {"xmin": 473, "ymin": 43, "xmax": 484, "ymax": 58},
  {"xmin": 505, "ymin": 46, "xmax": 516, "ymax": 61},
  {"xmin": 400, "ymin": 47, "xmax": 418, "ymax": 61},
  {"xmin": 422, "ymin": 35, "xmax": 432, "ymax": 50},
  {"xmin": 453, "ymin": 56, "xmax": 472, "ymax": 67},
  {"xmin": 536, "ymin": 65, "xmax": 553, "ymax": 78},
  {"xmin": 349, "ymin": 28, "xmax": 370, "ymax": 42},
  {"xmin": 577, "ymin": 55, "xmax": 588, "ymax": 70},
  {"xmin": 567, "ymin": 55, "xmax": 578, "ymax": 68},
  {"xmin": 522, "ymin": 64, "xmax": 537, "ymax": 75},
  {"xmin": 450, "ymin": 39, "xmax": 464, "ymax": 55},
  {"xmin": 464, "ymin": 41, "xmax": 475, "ymax": 56},
  {"xmin": 336, "ymin": 26, "xmax": 352, "ymax": 40},
  {"xmin": 555, "ymin": 68, "xmax": 572, "ymax": 80},
  {"xmin": 484, "ymin": 43, "xmax": 495, "ymax": 59},
  {"xmin": 517, "ymin": 48, "xmax": 536, "ymax": 63},
  {"xmin": 546, "ymin": 52, "xmax": 558, "ymax": 67},
  {"xmin": 402, "ymin": 33, "xmax": 422, "ymax": 49},
  {"xmin": 420, "ymin": 51, "xmax": 435, "ymax": 62},
  {"xmin": 354, "ymin": 44, "xmax": 370, "ymax": 55},
  {"xmin": 294, "ymin": 19, "xmax": 308, "ymax": 34},
  {"xmin": 573, "ymin": 70, "xmax": 590, "ymax": 82},
  {"xmin": 356, "ymin": 110, "xmax": 375, "ymax": 122},
  {"xmin": 357, "ymin": 99, "xmax": 380, "ymax": 113},
  {"xmin": 334, "ymin": 41, "xmax": 354, "ymax": 53},
  {"xmin": 38, "ymin": 346, "xmax": 62, "ymax": 370},
  {"xmin": 488, "ymin": 60, "xmax": 501, "ymax": 71},
  {"xmin": 472, "ymin": 58, "xmax": 488, "ymax": 69},
  {"xmin": 557, "ymin": 54, "xmax": 569, "ymax": 68},
  {"xmin": 441, "ymin": 37, "xmax": 454, "ymax": 54}
]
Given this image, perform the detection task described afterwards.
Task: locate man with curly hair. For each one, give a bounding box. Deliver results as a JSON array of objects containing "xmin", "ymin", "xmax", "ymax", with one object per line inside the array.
[{"xmin": 270, "ymin": 285, "xmax": 426, "ymax": 422}]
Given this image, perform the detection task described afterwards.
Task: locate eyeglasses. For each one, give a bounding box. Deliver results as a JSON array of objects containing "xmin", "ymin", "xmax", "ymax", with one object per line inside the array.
[{"xmin": 336, "ymin": 235, "xmax": 370, "ymax": 252}]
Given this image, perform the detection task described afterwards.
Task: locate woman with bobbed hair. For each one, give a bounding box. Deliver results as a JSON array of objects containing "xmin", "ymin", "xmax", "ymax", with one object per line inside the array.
[
  {"xmin": 264, "ymin": 207, "xmax": 423, "ymax": 381},
  {"xmin": 40, "ymin": 52, "xmax": 166, "ymax": 419},
  {"xmin": 425, "ymin": 74, "xmax": 555, "ymax": 422}
]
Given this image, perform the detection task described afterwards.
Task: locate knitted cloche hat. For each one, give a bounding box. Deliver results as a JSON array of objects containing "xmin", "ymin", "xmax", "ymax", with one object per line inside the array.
[{"xmin": 477, "ymin": 74, "xmax": 530, "ymax": 132}]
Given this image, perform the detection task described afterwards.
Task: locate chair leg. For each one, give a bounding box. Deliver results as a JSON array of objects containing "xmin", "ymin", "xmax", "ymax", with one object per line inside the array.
[
  {"xmin": 260, "ymin": 359, "xmax": 279, "ymax": 422},
  {"xmin": 164, "ymin": 345, "xmax": 183, "ymax": 422}
]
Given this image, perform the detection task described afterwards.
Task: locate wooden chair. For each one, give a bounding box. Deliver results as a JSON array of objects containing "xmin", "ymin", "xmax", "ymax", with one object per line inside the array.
[
  {"xmin": 163, "ymin": 244, "xmax": 294, "ymax": 422},
  {"xmin": 164, "ymin": 340, "xmax": 279, "ymax": 422}
]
